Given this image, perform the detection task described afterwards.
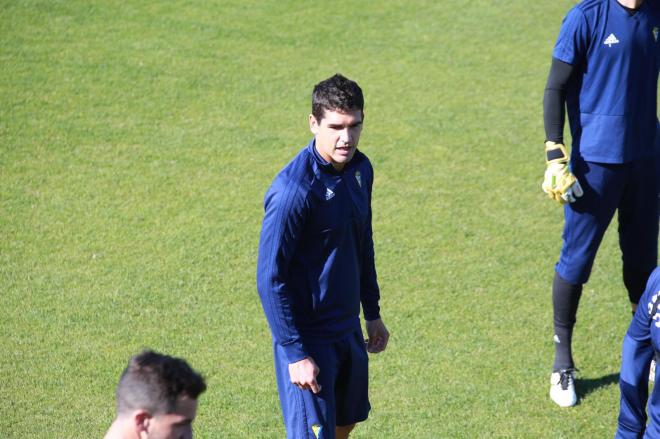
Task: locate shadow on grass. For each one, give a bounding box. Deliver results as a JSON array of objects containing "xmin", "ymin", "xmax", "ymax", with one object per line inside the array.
[{"xmin": 576, "ymin": 372, "xmax": 619, "ymax": 401}]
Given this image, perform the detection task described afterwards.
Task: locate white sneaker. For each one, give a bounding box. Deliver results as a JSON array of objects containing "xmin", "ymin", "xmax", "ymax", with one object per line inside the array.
[{"xmin": 550, "ymin": 369, "xmax": 577, "ymax": 407}]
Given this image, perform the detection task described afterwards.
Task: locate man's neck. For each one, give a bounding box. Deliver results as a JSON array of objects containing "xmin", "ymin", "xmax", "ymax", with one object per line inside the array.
[
  {"xmin": 617, "ymin": 0, "xmax": 644, "ymax": 9},
  {"xmin": 104, "ymin": 419, "xmax": 136, "ymax": 439}
]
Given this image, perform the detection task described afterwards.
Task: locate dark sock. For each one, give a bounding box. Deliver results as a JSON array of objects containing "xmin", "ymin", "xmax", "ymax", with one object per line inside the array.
[
  {"xmin": 623, "ymin": 266, "xmax": 652, "ymax": 305},
  {"xmin": 552, "ymin": 272, "xmax": 583, "ymax": 371}
]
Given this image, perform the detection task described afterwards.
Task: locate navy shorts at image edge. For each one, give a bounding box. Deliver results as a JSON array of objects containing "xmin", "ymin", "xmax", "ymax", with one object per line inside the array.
[
  {"xmin": 556, "ymin": 155, "xmax": 660, "ymax": 285},
  {"xmin": 273, "ymin": 329, "xmax": 370, "ymax": 439}
]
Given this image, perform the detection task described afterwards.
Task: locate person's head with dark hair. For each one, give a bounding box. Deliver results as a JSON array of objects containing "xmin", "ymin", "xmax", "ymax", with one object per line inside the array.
[
  {"xmin": 311, "ymin": 73, "xmax": 364, "ymax": 122},
  {"xmin": 309, "ymin": 74, "xmax": 365, "ymax": 171},
  {"xmin": 104, "ymin": 350, "xmax": 207, "ymax": 439}
]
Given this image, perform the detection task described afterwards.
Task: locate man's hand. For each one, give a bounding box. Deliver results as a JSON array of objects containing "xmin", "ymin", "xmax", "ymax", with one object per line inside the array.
[
  {"xmin": 365, "ymin": 318, "xmax": 390, "ymax": 354},
  {"xmin": 288, "ymin": 357, "xmax": 322, "ymax": 394},
  {"xmin": 542, "ymin": 141, "xmax": 583, "ymax": 204}
]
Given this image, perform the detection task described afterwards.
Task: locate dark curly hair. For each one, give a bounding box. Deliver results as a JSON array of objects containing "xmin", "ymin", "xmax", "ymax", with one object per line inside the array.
[
  {"xmin": 115, "ymin": 350, "xmax": 207, "ymax": 415},
  {"xmin": 312, "ymin": 74, "xmax": 364, "ymax": 122}
]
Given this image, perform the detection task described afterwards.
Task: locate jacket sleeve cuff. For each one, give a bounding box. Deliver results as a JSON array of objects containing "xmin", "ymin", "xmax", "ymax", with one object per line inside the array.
[
  {"xmin": 281, "ymin": 340, "xmax": 308, "ymax": 364},
  {"xmin": 363, "ymin": 303, "xmax": 381, "ymax": 321}
]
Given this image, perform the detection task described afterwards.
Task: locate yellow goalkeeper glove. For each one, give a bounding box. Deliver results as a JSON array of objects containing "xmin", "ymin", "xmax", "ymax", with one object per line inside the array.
[{"xmin": 542, "ymin": 141, "xmax": 583, "ymax": 204}]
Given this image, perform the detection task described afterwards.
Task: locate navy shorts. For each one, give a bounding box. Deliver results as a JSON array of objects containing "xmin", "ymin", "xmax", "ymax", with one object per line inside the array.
[
  {"xmin": 556, "ymin": 155, "xmax": 659, "ymax": 285},
  {"xmin": 273, "ymin": 329, "xmax": 370, "ymax": 439}
]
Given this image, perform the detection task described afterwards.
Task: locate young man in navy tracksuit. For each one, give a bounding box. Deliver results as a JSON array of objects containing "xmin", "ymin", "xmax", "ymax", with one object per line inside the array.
[
  {"xmin": 257, "ymin": 74, "xmax": 389, "ymax": 439},
  {"xmin": 542, "ymin": 0, "xmax": 660, "ymax": 407}
]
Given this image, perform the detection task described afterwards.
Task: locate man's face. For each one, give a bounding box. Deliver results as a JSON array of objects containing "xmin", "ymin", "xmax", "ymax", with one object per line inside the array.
[
  {"xmin": 309, "ymin": 109, "xmax": 363, "ymax": 171},
  {"xmin": 142, "ymin": 397, "xmax": 198, "ymax": 439}
]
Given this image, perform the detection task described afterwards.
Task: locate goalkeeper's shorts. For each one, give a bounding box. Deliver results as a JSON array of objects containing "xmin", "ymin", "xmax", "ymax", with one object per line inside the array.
[{"xmin": 556, "ymin": 155, "xmax": 659, "ymax": 285}]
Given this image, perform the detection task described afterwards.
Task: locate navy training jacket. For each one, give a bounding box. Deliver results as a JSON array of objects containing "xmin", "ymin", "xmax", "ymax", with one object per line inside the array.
[
  {"xmin": 256, "ymin": 139, "xmax": 381, "ymax": 364},
  {"xmin": 617, "ymin": 267, "xmax": 660, "ymax": 438}
]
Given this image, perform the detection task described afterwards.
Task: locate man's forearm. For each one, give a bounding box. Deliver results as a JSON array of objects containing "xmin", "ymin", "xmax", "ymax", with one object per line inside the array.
[{"xmin": 543, "ymin": 57, "xmax": 575, "ymax": 143}]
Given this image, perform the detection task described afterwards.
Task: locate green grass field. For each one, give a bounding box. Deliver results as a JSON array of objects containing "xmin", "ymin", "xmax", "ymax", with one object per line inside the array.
[{"xmin": 1, "ymin": 0, "xmax": 654, "ymax": 437}]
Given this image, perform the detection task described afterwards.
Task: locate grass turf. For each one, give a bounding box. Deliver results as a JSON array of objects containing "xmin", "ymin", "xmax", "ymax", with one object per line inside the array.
[{"xmin": 1, "ymin": 0, "xmax": 651, "ymax": 436}]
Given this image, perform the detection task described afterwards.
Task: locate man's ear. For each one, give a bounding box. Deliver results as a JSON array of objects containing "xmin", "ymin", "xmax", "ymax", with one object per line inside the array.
[
  {"xmin": 133, "ymin": 410, "xmax": 152, "ymax": 436},
  {"xmin": 309, "ymin": 114, "xmax": 319, "ymax": 135}
]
